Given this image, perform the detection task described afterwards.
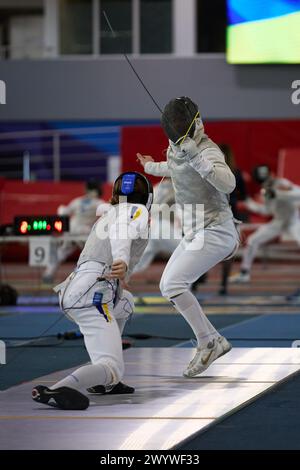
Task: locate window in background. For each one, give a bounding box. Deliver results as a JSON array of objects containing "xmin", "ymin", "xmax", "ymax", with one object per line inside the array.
[
  {"xmin": 60, "ymin": 0, "xmax": 93, "ymax": 55},
  {"xmin": 0, "ymin": 23, "xmax": 3, "ymax": 58},
  {"xmin": 197, "ymin": 0, "xmax": 226, "ymax": 52},
  {"xmin": 0, "ymin": 11, "xmax": 8, "ymax": 59},
  {"xmin": 10, "ymin": 15, "xmax": 44, "ymax": 59},
  {"xmin": 140, "ymin": 0, "xmax": 172, "ymax": 53},
  {"xmin": 0, "ymin": 7, "xmax": 44, "ymax": 59},
  {"xmin": 100, "ymin": 0, "xmax": 132, "ymax": 54}
]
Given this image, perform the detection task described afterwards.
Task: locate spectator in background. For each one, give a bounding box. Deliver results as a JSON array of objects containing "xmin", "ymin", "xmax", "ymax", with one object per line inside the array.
[
  {"xmin": 219, "ymin": 144, "xmax": 248, "ymax": 221},
  {"xmin": 218, "ymin": 144, "xmax": 247, "ymax": 295},
  {"xmin": 42, "ymin": 180, "xmax": 105, "ymax": 284}
]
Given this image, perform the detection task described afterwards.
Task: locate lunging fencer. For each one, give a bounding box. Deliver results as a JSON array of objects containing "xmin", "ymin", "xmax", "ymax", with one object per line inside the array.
[
  {"xmin": 231, "ymin": 165, "xmax": 300, "ymax": 283},
  {"xmin": 32, "ymin": 172, "xmax": 153, "ymax": 410},
  {"xmin": 138, "ymin": 96, "xmax": 240, "ymax": 378}
]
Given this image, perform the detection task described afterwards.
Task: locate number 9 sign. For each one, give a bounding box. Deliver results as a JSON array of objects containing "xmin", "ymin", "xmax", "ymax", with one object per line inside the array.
[{"xmin": 29, "ymin": 237, "xmax": 55, "ymax": 267}]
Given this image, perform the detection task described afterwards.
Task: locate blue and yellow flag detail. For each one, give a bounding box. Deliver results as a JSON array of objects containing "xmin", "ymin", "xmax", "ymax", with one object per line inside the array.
[
  {"xmin": 131, "ymin": 206, "xmax": 142, "ymax": 221},
  {"xmin": 227, "ymin": 0, "xmax": 300, "ymax": 63},
  {"xmin": 102, "ymin": 303, "xmax": 112, "ymax": 323},
  {"xmin": 93, "ymin": 292, "xmax": 112, "ymax": 322}
]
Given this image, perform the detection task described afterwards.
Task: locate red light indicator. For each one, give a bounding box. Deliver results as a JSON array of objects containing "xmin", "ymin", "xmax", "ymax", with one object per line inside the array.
[
  {"xmin": 54, "ymin": 220, "xmax": 63, "ymax": 232},
  {"xmin": 20, "ymin": 221, "xmax": 28, "ymax": 234},
  {"xmin": 46, "ymin": 224, "xmax": 51, "ymax": 231}
]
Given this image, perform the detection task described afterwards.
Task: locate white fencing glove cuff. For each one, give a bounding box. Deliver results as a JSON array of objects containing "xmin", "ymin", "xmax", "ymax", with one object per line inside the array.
[
  {"xmin": 180, "ymin": 138, "xmax": 213, "ymax": 178},
  {"xmin": 180, "ymin": 137, "xmax": 198, "ymax": 156}
]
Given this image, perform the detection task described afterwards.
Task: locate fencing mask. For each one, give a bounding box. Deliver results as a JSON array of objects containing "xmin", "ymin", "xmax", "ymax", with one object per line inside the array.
[
  {"xmin": 112, "ymin": 172, "xmax": 153, "ymax": 210},
  {"xmin": 252, "ymin": 165, "xmax": 271, "ymax": 184},
  {"xmin": 161, "ymin": 96, "xmax": 199, "ymax": 145}
]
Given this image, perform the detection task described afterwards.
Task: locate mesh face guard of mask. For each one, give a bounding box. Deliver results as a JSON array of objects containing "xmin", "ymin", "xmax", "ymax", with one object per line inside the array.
[{"xmin": 161, "ymin": 96, "xmax": 200, "ymax": 145}]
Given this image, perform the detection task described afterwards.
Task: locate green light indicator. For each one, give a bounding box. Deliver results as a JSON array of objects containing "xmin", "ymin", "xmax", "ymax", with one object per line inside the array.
[
  {"xmin": 38, "ymin": 221, "xmax": 43, "ymax": 230},
  {"xmin": 33, "ymin": 221, "xmax": 38, "ymax": 230},
  {"xmin": 27, "ymin": 225, "xmax": 31, "ymax": 231},
  {"xmin": 43, "ymin": 220, "xmax": 47, "ymax": 230}
]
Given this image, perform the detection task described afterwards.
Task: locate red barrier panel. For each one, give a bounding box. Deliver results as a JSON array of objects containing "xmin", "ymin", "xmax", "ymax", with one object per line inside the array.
[
  {"xmin": 121, "ymin": 120, "xmax": 300, "ymax": 189},
  {"xmin": 0, "ymin": 180, "xmax": 113, "ymax": 262},
  {"xmin": 278, "ymin": 148, "xmax": 300, "ymax": 185},
  {"xmin": 0, "ymin": 180, "xmax": 113, "ymax": 225}
]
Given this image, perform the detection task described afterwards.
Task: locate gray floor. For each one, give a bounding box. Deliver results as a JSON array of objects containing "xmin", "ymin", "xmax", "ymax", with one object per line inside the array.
[{"xmin": 1, "ymin": 347, "xmax": 300, "ymax": 450}]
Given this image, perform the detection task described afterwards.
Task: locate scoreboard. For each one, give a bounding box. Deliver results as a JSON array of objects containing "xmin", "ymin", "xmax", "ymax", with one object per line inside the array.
[{"xmin": 14, "ymin": 216, "xmax": 69, "ymax": 236}]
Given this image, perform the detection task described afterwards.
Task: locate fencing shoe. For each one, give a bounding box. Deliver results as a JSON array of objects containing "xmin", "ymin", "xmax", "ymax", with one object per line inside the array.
[
  {"xmin": 87, "ymin": 382, "xmax": 135, "ymax": 395},
  {"xmin": 183, "ymin": 336, "xmax": 232, "ymax": 378},
  {"xmin": 229, "ymin": 271, "xmax": 250, "ymax": 284},
  {"xmin": 286, "ymin": 288, "xmax": 300, "ymax": 302},
  {"xmin": 32, "ymin": 385, "xmax": 89, "ymax": 410}
]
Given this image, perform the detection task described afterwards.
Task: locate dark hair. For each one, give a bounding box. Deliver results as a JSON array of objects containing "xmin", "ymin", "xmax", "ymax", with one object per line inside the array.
[
  {"xmin": 110, "ymin": 175, "xmax": 150, "ymax": 206},
  {"xmin": 219, "ymin": 143, "xmax": 236, "ymax": 171},
  {"xmin": 86, "ymin": 180, "xmax": 102, "ymax": 197}
]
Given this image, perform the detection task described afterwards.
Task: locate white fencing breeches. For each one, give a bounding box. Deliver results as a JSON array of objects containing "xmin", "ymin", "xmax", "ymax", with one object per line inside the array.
[
  {"xmin": 159, "ymin": 219, "xmax": 239, "ymax": 347},
  {"xmin": 241, "ymin": 218, "xmax": 300, "ymax": 272},
  {"xmin": 160, "ymin": 218, "xmax": 238, "ymax": 299},
  {"xmin": 52, "ymin": 269, "xmax": 134, "ymax": 391}
]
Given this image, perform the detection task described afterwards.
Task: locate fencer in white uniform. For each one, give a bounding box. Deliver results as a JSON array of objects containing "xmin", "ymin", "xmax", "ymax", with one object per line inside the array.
[
  {"xmin": 42, "ymin": 181, "xmax": 105, "ymax": 283},
  {"xmin": 32, "ymin": 172, "xmax": 153, "ymax": 410},
  {"xmin": 138, "ymin": 96, "xmax": 239, "ymax": 378},
  {"xmin": 231, "ymin": 165, "xmax": 300, "ymax": 283},
  {"xmin": 133, "ymin": 178, "xmax": 182, "ymax": 274}
]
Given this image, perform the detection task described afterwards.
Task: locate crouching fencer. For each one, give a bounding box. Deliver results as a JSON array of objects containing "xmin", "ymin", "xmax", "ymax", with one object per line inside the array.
[
  {"xmin": 32, "ymin": 172, "xmax": 153, "ymax": 410},
  {"xmin": 231, "ymin": 165, "xmax": 300, "ymax": 283},
  {"xmin": 138, "ymin": 96, "xmax": 240, "ymax": 378}
]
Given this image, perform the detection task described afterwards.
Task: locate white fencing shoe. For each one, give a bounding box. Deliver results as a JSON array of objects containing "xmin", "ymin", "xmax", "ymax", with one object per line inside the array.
[
  {"xmin": 183, "ymin": 336, "xmax": 232, "ymax": 378},
  {"xmin": 229, "ymin": 272, "xmax": 250, "ymax": 284}
]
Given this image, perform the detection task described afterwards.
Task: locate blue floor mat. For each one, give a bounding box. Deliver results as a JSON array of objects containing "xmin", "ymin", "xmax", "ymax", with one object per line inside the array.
[
  {"xmin": 223, "ymin": 314, "xmax": 300, "ymax": 347},
  {"xmin": 178, "ymin": 314, "xmax": 300, "ymax": 348},
  {"xmin": 0, "ymin": 311, "xmax": 73, "ymax": 339}
]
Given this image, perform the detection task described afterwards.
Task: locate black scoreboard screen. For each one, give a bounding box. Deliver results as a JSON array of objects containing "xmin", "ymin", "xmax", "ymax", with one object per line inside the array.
[{"xmin": 14, "ymin": 216, "xmax": 69, "ymax": 236}]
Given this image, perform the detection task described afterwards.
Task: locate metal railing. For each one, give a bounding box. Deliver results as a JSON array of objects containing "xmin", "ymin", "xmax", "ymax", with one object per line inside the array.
[{"xmin": 0, "ymin": 125, "xmax": 120, "ymax": 181}]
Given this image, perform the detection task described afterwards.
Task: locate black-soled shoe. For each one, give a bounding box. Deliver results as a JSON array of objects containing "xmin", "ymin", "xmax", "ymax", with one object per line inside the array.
[
  {"xmin": 87, "ymin": 382, "xmax": 135, "ymax": 395},
  {"xmin": 32, "ymin": 385, "xmax": 89, "ymax": 410}
]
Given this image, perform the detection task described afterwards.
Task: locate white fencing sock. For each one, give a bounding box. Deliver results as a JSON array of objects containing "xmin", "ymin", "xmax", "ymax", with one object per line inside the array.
[
  {"xmin": 171, "ymin": 290, "xmax": 219, "ymax": 347},
  {"xmin": 50, "ymin": 362, "xmax": 113, "ymax": 392}
]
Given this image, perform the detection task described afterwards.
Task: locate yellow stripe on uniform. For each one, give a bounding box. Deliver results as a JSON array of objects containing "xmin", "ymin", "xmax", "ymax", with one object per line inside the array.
[
  {"xmin": 132, "ymin": 208, "xmax": 142, "ymax": 220},
  {"xmin": 102, "ymin": 303, "xmax": 112, "ymax": 322}
]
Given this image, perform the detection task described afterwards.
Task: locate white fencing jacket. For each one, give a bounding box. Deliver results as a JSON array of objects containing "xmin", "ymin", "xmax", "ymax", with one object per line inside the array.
[
  {"xmin": 77, "ymin": 203, "xmax": 149, "ymax": 277},
  {"xmin": 246, "ymin": 178, "xmax": 300, "ymax": 227},
  {"xmin": 144, "ymin": 120, "xmax": 235, "ymax": 237}
]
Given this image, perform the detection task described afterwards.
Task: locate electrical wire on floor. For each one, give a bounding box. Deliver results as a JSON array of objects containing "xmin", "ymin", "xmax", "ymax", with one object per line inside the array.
[{"xmin": 2, "ymin": 331, "xmax": 299, "ymax": 345}]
